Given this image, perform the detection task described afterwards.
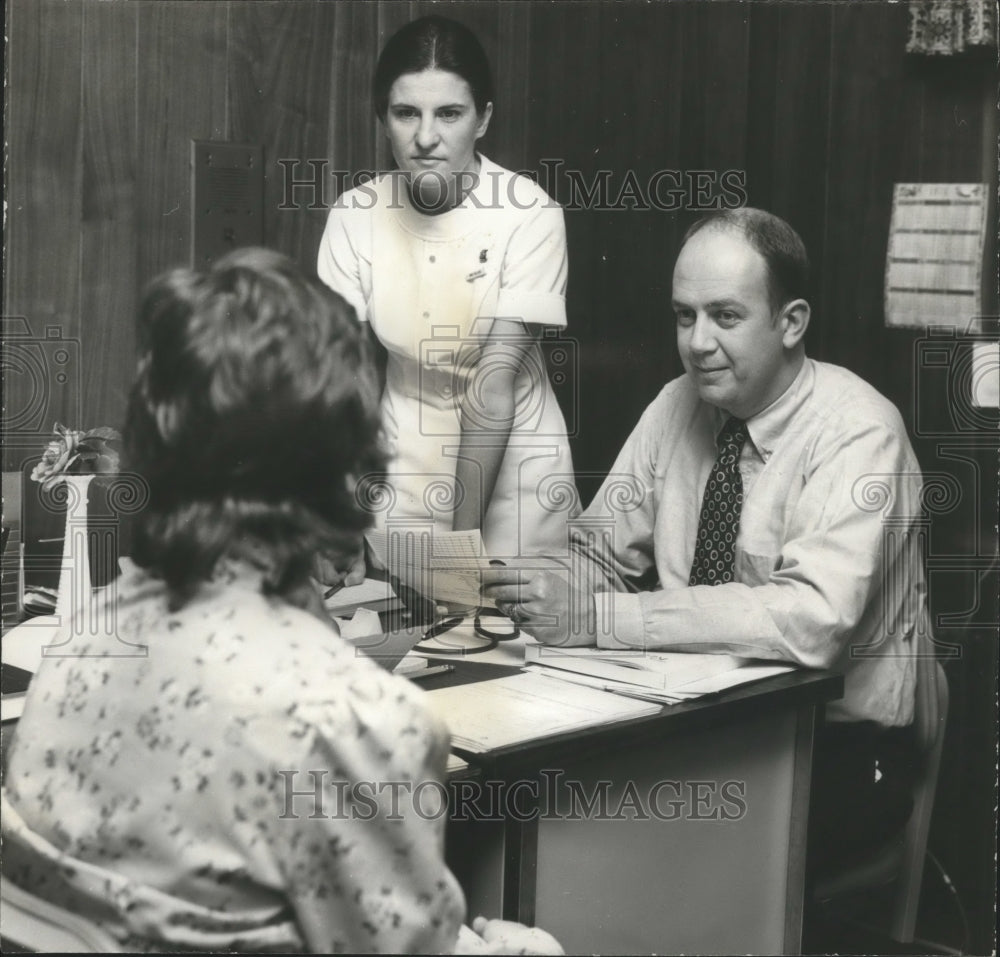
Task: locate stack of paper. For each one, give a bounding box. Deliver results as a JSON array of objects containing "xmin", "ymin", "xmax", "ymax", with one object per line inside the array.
[
  {"xmin": 446, "ymin": 753, "xmax": 472, "ymax": 777},
  {"xmin": 425, "ymin": 671, "xmax": 660, "ymax": 753},
  {"xmin": 523, "ymin": 645, "xmax": 795, "ymax": 705}
]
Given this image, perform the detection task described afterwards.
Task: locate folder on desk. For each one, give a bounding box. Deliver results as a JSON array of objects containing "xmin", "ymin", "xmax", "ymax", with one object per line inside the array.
[
  {"xmin": 523, "ymin": 645, "xmax": 795, "ymax": 704},
  {"xmin": 425, "ymin": 671, "xmax": 660, "ymax": 753}
]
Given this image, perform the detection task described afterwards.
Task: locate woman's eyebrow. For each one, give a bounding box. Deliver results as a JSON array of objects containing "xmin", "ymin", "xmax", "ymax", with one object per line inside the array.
[{"xmin": 389, "ymin": 102, "xmax": 467, "ymax": 110}]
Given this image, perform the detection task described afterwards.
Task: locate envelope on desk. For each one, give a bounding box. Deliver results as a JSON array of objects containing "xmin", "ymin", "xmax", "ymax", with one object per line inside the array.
[
  {"xmin": 322, "ymin": 577, "xmax": 402, "ymax": 617},
  {"xmin": 339, "ymin": 618, "xmax": 426, "ymax": 673}
]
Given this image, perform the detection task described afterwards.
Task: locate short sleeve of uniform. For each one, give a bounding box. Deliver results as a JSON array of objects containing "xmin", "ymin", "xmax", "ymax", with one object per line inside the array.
[
  {"xmin": 317, "ymin": 200, "xmax": 370, "ymax": 325},
  {"xmin": 496, "ymin": 178, "xmax": 568, "ymax": 329}
]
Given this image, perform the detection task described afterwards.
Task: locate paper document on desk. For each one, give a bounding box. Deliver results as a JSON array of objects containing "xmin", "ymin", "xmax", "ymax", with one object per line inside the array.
[
  {"xmin": 2, "ymin": 617, "xmax": 64, "ymax": 672},
  {"xmin": 425, "ymin": 671, "xmax": 660, "ymax": 753},
  {"xmin": 524, "ymin": 645, "xmax": 795, "ymax": 702},
  {"xmin": 333, "ymin": 607, "xmax": 383, "ymax": 641},
  {"xmin": 522, "ymin": 664, "xmax": 701, "ymax": 704},
  {"xmin": 675, "ymin": 662, "xmax": 796, "ymax": 694},
  {"xmin": 365, "ymin": 529, "xmax": 495, "ymax": 606},
  {"xmin": 1, "ymin": 691, "xmax": 27, "ymax": 723},
  {"xmin": 323, "ymin": 577, "xmax": 401, "ymax": 617},
  {"xmin": 446, "ymin": 753, "xmax": 472, "ymax": 777}
]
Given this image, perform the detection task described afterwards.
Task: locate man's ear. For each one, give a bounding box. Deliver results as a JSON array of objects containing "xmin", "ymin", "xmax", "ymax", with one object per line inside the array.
[
  {"xmin": 779, "ymin": 299, "xmax": 810, "ymax": 349},
  {"xmin": 475, "ymin": 102, "xmax": 494, "ymax": 140}
]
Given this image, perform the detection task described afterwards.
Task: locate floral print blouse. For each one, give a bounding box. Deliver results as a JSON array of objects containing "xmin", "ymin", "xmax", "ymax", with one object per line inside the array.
[{"xmin": 2, "ymin": 561, "xmax": 466, "ymax": 953}]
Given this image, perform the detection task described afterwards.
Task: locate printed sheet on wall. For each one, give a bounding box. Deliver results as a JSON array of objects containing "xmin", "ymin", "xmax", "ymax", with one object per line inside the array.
[{"xmin": 885, "ymin": 183, "xmax": 988, "ymax": 331}]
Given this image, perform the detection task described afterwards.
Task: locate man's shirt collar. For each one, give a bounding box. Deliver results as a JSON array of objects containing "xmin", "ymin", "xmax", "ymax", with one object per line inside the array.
[{"xmin": 712, "ymin": 358, "xmax": 813, "ymax": 462}]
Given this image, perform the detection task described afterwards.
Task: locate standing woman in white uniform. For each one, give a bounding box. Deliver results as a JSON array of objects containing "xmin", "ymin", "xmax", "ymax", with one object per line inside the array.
[{"xmin": 318, "ymin": 15, "xmax": 577, "ymax": 560}]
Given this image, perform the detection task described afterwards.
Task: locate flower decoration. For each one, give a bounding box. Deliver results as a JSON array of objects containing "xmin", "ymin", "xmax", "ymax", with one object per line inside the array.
[{"xmin": 30, "ymin": 423, "xmax": 122, "ymax": 489}]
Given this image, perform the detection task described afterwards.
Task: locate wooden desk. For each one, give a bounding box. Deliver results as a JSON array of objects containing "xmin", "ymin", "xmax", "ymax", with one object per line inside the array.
[{"xmin": 424, "ymin": 663, "xmax": 842, "ymax": 956}]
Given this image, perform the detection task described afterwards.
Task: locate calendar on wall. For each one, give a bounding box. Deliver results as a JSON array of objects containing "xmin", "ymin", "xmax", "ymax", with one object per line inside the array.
[{"xmin": 885, "ymin": 183, "xmax": 989, "ymax": 331}]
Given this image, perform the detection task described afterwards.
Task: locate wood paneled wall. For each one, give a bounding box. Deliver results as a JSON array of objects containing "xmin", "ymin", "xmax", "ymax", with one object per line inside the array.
[
  {"xmin": 7, "ymin": 1, "xmax": 992, "ymax": 466},
  {"xmin": 4, "ymin": 1, "xmax": 996, "ymax": 948},
  {"xmin": 3, "ymin": 0, "xmax": 544, "ymax": 466}
]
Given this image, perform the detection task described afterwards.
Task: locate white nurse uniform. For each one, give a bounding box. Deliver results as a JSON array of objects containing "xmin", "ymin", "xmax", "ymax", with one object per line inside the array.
[{"xmin": 318, "ymin": 154, "xmax": 577, "ymax": 558}]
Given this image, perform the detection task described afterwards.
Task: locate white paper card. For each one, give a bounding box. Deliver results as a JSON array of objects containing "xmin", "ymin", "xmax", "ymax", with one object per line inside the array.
[{"xmin": 365, "ymin": 528, "xmax": 495, "ymax": 606}]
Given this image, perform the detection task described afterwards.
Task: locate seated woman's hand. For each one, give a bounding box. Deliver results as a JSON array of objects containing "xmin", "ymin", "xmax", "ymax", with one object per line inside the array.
[
  {"xmin": 470, "ymin": 916, "xmax": 565, "ymax": 955},
  {"xmin": 313, "ymin": 550, "xmax": 366, "ymax": 589}
]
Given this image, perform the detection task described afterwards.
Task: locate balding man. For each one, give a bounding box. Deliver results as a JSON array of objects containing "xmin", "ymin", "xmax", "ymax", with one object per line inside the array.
[{"xmin": 485, "ymin": 208, "xmax": 924, "ymax": 869}]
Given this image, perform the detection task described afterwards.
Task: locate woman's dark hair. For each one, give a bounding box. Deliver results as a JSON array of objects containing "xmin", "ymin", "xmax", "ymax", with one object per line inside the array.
[
  {"xmin": 373, "ymin": 15, "xmax": 494, "ymax": 120},
  {"xmin": 125, "ymin": 247, "xmax": 385, "ymax": 608},
  {"xmin": 683, "ymin": 208, "xmax": 811, "ymax": 312}
]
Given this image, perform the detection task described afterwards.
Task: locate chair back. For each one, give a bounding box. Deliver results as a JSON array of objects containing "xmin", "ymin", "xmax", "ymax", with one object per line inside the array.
[
  {"xmin": 912, "ymin": 628, "xmax": 948, "ymax": 752},
  {"xmin": 0, "ymin": 875, "xmax": 121, "ymax": 952},
  {"xmin": 812, "ymin": 626, "xmax": 950, "ymax": 943},
  {"xmin": 890, "ymin": 628, "xmax": 949, "ymax": 940}
]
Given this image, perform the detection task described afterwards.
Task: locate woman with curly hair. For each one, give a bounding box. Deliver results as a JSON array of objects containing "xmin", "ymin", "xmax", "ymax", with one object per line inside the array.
[{"xmin": 2, "ymin": 248, "xmax": 560, "ymax": 955}]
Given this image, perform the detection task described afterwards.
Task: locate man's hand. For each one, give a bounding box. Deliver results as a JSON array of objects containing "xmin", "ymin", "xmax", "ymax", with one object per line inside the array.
[
  {"xmin": 471, "ymin": 917, "xmax": 565, "ymax": 955},
  {"xmin": 481, "ymin": 563, "xmax": 596, "ymax": 647}
]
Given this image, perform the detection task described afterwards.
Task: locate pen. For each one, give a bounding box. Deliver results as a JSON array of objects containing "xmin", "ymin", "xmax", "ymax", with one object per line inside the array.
[
  {"xmin": 412, "ymin": 664, "xmax": 455, "ymax": 681},
  {"xmin": 324, "ymin": 582, "xmax": 346, "ymax": 600}
]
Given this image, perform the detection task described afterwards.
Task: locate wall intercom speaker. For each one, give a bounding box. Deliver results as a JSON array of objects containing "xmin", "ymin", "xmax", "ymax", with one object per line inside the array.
[{"xmin": 191, "ymin": 141, "xmax": 264, "ymax": 267}]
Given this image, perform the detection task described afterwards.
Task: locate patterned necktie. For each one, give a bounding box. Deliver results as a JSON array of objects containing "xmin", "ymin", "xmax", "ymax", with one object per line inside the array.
[{"xmin": 689, "ymin": 416, "xmax": 749, "ymax": 586}]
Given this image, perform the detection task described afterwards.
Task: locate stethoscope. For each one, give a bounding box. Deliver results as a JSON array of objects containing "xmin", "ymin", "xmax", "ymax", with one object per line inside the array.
[{"xmin": 413, "ymin": 607, "xmax": 521, "ymax": 655}]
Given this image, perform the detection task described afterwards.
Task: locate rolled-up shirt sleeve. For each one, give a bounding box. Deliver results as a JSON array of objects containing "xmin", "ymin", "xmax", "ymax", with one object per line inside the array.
[{"xmin": 570, "ymin": 397, "xmax": 667, "ymax": 648}]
